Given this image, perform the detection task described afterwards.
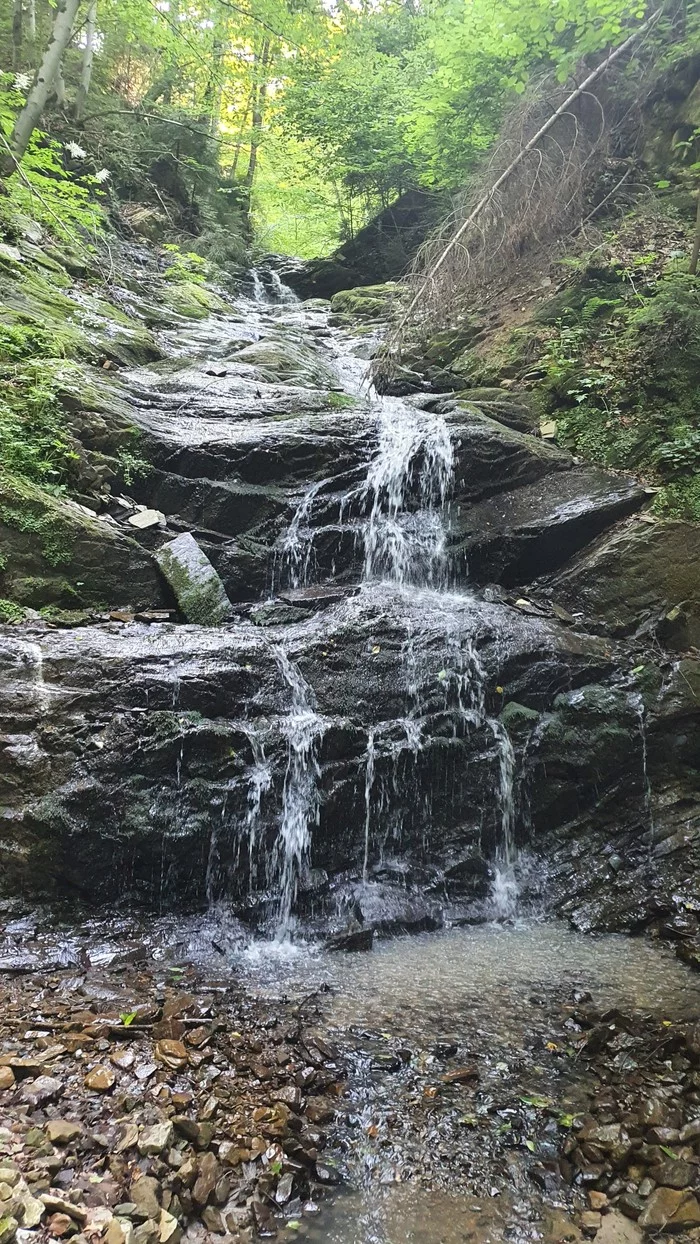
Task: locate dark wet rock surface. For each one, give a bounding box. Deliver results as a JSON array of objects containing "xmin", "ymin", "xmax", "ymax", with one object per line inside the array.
[{"xmin": 0, "ymin": 279, "xmax": 698, "ymax": 939}]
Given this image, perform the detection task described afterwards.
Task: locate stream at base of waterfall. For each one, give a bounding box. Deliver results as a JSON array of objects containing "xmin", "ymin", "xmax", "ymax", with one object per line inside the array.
[{"xmin": 215, "ymin": 273, "xmax": 519, "ymax": 939}]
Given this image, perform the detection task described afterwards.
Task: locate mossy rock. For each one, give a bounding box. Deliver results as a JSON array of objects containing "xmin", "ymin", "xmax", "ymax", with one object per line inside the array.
[
  {"xmin": 162, "ymin": 280, "xmax": 229, "ymax": 319},
  {"xmin": 500, "ymin": 701, "xmax": 541, "ymax": 735},
  {"xmin": 0, "ymin": 471, "xmax": 167, "ymax": 610},
  {"xmin": 233, "ymin": 335, "xmax": 338, "ymax": 389},
  {"xmin": 330, "ymin": 283, "xmax": 399, "ymax": 322},
  {"xmin": 155, "ymin": 532, "xmax": 231, "ymax": 624},
  {"xmin": 1, "ymin": 260, "xmax": 161, "ymax": 365}
]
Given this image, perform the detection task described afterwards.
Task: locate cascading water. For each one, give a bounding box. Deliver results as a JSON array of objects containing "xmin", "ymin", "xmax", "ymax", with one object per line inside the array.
[
  {"xmin": 273, "ymin": 647, "xmax": 326, "ymax": 936},
  {"xmin": 359, "ymin": 396, "xmax": 454, "ymax": 587},
  {"xmin": 270, "ymin": 270, "xmax": 298, "ymax": 304},
  {"xmin": 254, "ymin": 298, "xmax": 522, "ymax": 933},
  {"xmin": 250, "ymin": 269, "xmax": 267, "ymax": 302}
]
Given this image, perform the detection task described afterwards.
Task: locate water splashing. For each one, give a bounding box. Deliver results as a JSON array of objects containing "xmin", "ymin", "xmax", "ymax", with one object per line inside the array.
[
  {"xmin": 250, "ymin": 269, "xmax": 266, "ymax": 302},
  {"xmin": 489, "ymin": 721, "xmax": 518, "ymax": 919},
  {"xmin": 273, "ymin": 648, "xmax": 326, "ymax": 937},
  {"xmin": 270, "ymin": 270, "xmax": 298, "ymax": 304},
  {"xmin": 360, "ymin": 397, "xmax": 454, "ymax": 587},
  {"xmin": 274, "ymin": 478, "xmax": 329, "ymax": 590}
]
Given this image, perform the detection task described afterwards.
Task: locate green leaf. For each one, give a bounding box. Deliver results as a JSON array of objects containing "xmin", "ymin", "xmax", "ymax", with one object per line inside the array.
[
  {"xmin": 519, "ymin": 1094, "xmax": 552, "ymax": 1109},
  {"xmin": 120, "ymin": 1012, "xmax": 137, "ymax": 1027},
  {"xmin": 660, "ymin": 1145, "xmax": 679, "ymax": 1159}
]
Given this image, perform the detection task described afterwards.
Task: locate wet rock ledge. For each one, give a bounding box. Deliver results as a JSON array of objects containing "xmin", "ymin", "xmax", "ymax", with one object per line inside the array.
[{"xmin": 0, "ymin": 948, "xmax": 345, "ymax": 1244}]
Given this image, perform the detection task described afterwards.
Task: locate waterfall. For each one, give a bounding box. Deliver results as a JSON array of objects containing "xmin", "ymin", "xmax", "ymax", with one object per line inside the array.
[
  {"xmin": 273, "ymin": 648, "xmax": 326, "ymax": 936},
  {"xmin": 489, "ymin": 721, "xmax": 518, "ymax": 919},
  {"xmin": 270, "ymin": 270, "xmax": 298, "ymax": 304},
  {"xmin": 250, "ymin": 269, "xmax": 266, "ymax": 302},
  {"xmin": 261, "ymin": 303, "xmax": 521, "ymax": 932},
  {"xmin": 630, "ymin": 690, "xmax": 654, "ymax": 834},
  {"xmin": 274, "ymin": 478, "xmax": 329, "ymax": 591},
  {"xmin": 359, "ymin": 396, "xmax": 454, "ymax": 587}
]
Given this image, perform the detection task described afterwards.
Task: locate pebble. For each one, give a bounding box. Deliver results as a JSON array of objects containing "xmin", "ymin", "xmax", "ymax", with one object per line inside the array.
[
  {"xmin": 679, "ymin": 1118, "xmax": 700, "ymax": 1142},
  {"xmin": 20, "ymin": 1074, "xmax": 63, "ymax": 1107},
  {"xmin": 130, "ymin": 1179, "xmax": 161, "ymax": 1223},
  {"xmin": 638, "ymin": 1187, "xmax": 700, "ymax": 1230},
  {"xmin": 45, "ymin": 1120, "xmax": 83, "ymax": 1145},
  {"xmin": 84, "ymin": 1066, "xmax": 116, "ymax": 1092},
  {"xmin": 155, "ymin": 1041, "xmax": 188, "ymax": 1071},
  {"xmin": 138, "ymin": 1123, "xmax": 174, "ymax": 1155},
  {"xmin": 0, "ymin": 1070, "xmax": 15, "ymax": 1092}
]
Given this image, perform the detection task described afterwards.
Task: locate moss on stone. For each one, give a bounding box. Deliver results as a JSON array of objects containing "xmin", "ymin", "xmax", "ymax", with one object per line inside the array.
[
  {"xmin": 330, "ymin": 283, "xmax": 399, "ymax": 322},
  {"xmin": 162, "ymin": 280, "xmax": 229, "ymax": 319}
]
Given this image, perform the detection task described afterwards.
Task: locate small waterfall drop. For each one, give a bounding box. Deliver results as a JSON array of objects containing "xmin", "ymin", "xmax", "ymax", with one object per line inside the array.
[
  {"xmin": 359, "ymin": 397, "xmax": 454, "ymax": 588},
  {"xmin": 270, "ymin": 270, "xmax": 298, "ymax": 304},
  {"xmin": 489, "ymin": 721, "xmax": 518, "ymax": 919},
  {"xmin": 273, "ymin": 648, "xmax": 326, "ymax": 936},
  {"xmin": 630, "ymin": 690, "xmax": 654, "ymax": 834},
  {"xmin": 250, "ymin": 269, "xmax": 267, "ymax": 302}
]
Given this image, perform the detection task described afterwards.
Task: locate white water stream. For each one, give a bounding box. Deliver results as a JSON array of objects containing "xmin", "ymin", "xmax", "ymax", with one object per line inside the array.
[{"xmin": 231, "ymin": 273, "xmax": 521, "ymax": 933}]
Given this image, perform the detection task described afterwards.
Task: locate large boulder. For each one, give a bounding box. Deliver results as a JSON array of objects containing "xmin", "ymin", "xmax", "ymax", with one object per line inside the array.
[
  {"xmin": 544, "ymin": 517, "xmax": 700, "ymax": 646},
  {"xmin": 0, "ymin": 473, "xmax": 167, "ymax": 611},
  {"xmin": 156, "ymin": 532, "xmax": 232, "ymax": 624}
]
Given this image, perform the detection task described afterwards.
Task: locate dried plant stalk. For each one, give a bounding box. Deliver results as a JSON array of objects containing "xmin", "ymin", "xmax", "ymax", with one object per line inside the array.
[{"xmin": 373, "ymin": 10, "xmax": 661, "ymax": 384}]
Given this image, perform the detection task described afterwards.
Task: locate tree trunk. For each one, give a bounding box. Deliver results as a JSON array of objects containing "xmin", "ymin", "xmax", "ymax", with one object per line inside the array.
[
  {"xmin": 0, "ymin": 0, "xmax": 81, "ymax": 177},
  {"xmin": 74, "ymin": 0, "xmax": 97, "ymax": 121},
  {"xmin": 242, "ymin": 39, "xmax": 270, "ymax": 194},
  {"xmin": 28, "ymin": 0, "xmax": 36, "ymax": 43},
  {"xmin": 12, "ymin": 0, "xmax": 23, "ymax": 71},
  {"xmin": 53, "ymin": 63, "xmax": 67, "ymax": 108},
  {"xmin": 690, "ymin": 189, "xmax": 700, "ymax": 277},
  {"xmin": 202, "ymin": 34, "xmax": 225, "ymax": 135}
]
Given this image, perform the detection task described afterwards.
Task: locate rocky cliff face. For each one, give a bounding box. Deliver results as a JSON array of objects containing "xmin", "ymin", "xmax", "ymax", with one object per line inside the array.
[{"xmin": 0, "ymin": 269, "xmax": 698, "ymax": 944}]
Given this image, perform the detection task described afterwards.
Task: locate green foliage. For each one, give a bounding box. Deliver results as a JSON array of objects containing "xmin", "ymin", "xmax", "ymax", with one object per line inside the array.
[
  {"xmin": 0, "ymin": 323, "xmax": 66, "ymax": 363},
  {"xmin": 116, "ymin": 448, "xmax": 152, "ymax": 487},
  {"xmin": 0, "ymin": 495, "xmax": 74, "ymax": 567},
  {"xmin": 0, "ymin": 80, "xmax": 104, "ymax": 244},
  {"xmin": 0, "ymin": 362, "xmax": 79, "ymax": 487},
  {"xmin": 162, "ymin": 244, "xmax": 209, "ymax": 285},
  {"xmin": 534, "ymin": 257, "xmax": 700, "ymax": 520},
  {"xmin": 653, "ymin": 477, "xmax": 700, "ymax": 522},
  {"xmin": 0, "ymin": 598, "xmax": 26, "ymax": 623}
]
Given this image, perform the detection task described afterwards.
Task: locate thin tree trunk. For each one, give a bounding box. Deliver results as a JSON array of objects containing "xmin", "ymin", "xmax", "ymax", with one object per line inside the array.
[
  {"xmin": 242, "ymin": 39, "xmax": 270, "ymax": 193},
  {"xmin": 12, "ymin": 0, "xmax": 23, "ymax": 71},
  {"xmin": 386, "ymin": 8, "xmax": 663, "ymax": 348},
  {"xmin": 28, "ymin": 0, "xmax": 36, "ymax": 43},
  {"xmin": 0, "ymin": 0, "xmax": 81, "ymax": 177},
  {"xmin": 54, "ymin": 63, "xmax": 67, "ymax": 108},
  {"xmin": 74, "ymin": 0, "xmax": 97, "ymax": 121},
  {"xmin": 202, "ymin": 34, "xmax": 225, "ymax": 135},
  {"xmin": 690, "ymin": 190, "xmax": 700, "ymax": 277}
]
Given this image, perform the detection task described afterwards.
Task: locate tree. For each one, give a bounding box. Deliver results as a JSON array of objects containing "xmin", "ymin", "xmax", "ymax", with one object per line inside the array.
[
  {"xmin": 74, "ymin": 0, "xmax": 97, "ymax": 121},
  {"xmin": 1, "ymin": 0, "xmax": 81, "ymax": 177}
]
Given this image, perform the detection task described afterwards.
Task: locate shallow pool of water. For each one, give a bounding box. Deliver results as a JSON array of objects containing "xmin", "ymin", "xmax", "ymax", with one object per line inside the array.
[{"xmin": 233, "ymin": 921, "xmax": 700, "ymax": 1035}]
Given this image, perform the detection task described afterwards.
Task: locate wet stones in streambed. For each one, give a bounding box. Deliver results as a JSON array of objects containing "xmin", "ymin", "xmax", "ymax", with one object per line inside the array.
[
  {"xmin": 553, "ymin": 1002, "xmax": 700, "ymax": 1236},
  {"xmin": 0, "ymin": 945, "xmax": 348, "ymax": 1244}
]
